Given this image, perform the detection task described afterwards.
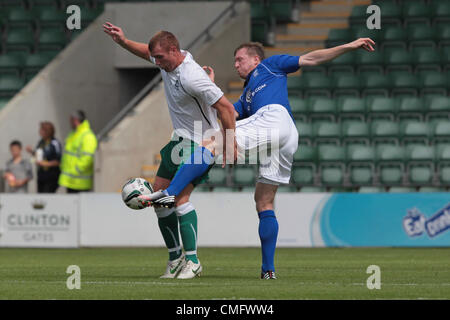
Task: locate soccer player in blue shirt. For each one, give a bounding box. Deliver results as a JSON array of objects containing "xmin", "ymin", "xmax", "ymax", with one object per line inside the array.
[{"xmin": 141, "ymin": 37, "xmax": 375, "ymax": 279}]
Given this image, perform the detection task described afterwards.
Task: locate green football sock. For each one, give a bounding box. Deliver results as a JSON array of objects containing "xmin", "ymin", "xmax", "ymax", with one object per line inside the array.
[
  {"xmin": 156, "ymin": 209, "xmax": 182, "ymax": 261},
  {"xmin": 177, "ymin": 203, "xmax": 198, "ymax": 264}
]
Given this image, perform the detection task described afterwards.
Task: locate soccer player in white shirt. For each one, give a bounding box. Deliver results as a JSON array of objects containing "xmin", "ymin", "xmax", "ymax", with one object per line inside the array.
[{"xmin": 103, "ymin": 23, "xmax": 236, "ymax": 279}]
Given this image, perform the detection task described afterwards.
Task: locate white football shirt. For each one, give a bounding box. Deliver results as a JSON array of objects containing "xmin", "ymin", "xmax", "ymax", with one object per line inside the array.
[{"xmin": 149, "ymin": 50, "xmax": 223, "ymax": 144}]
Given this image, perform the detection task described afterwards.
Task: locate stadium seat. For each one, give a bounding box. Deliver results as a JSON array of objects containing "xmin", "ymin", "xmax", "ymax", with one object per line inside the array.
[
  {"xmin": 308, "ymin": 97, "xmax": 336, "ymax": 122},
  {"xmin": 207, "ymin": 166, "xmax": 227, "ymax": 186},
  {"xmin": 289, "ymin": 96, "xmax": 307, "ymax": 121},
  {"xmin": 24, "ymin": 51, "xmax": 57, "ymax": 73},
  {"xmin": 313, "ymin": 122, "xmax": 340, "ymax": 145},
  {"xmin": 326, "ymin": 28, "xmax": 352, "ymax": 48},
  {"xmin": 376, "ymin": 145, "xmax": 403, "ymax": 186},
  {"xmin": 328, "ymin": 51, "xmax": 355, "ymax": 74},
  {"xmin": 381, "ymin": 26, "xmax": 408, "ymax": 51},
  {"xmin": 413, "ymin": 48, "xmax": 442, "ymax": 73},
  {"xmin": 371, "ymin": 120, "xmax": 400, "ymax": 145},
  {"xmin": 433, "ymin": 1, "xmax": 450, "ymax": 26},
  {"xmin": 355, "ymin": 50, "xmax": 384, "ymax": 74},
  {"xmin": 337, "ymin": 97, "xmax": 366, "ymax": 122},
  {"xmin": 0, "ymin": 53, "xmax": 25, "ymax": 76},
  {"xmin": 376, "ymin": 1, "xmax": 402, "ymax": 26},
  {"xmin": 358, "ymin": 186, "xmax": 384, "ymax": 193},
  {"xmin": 426, "ymin": 96, "xmax": 450, "ymax": 121},
  {"xmin": 37, "ymin": 7, "xmax": 67, "ymax": 27},
  {"xmin": 401, "ymin": 120, "xmax": 430, "ymax": 145},
  {"xmin": 432, "ymin": 120, "xmax": 450, "ymax": 144},
  {"xmin": 301, "ymin": 74, "xmax": 333, "ymax": 98},
  {"xmin": 333, "ymin": 74, "xmax": 361, "ymax": 97},
  {"xmin": 341, "ymin": 121, "xmax": 370, "ymax": 145},
  {"xmin": 366, "ymin": 97, "xmax": 396, "ymax": 121},
  {"xmin": 5, "ymin": 29, "xmax": 35, "ymax": 52},
  {"xmin": 295, "ymin": 121, "xmax": 313, "ymax": 145},
  {"xmin": 387, "ymin": 187, "xmax": 416, "ymax": 193},
  {"xmin": 397, "ymin": 97, "xmax": 424, "ymax": 121},
  {"xmin": 362, "ymin": 74, "xmax": 391, "ymax": 97},
  {"xmin": 233, "ymin": 166, "xmax": 256, "ymax": 186},
  {"xmin": 347, "ymin": 145, "xmax": 375, "ymax": 186},
  {"xmin": 7, "ymin": 8, "xmax": 37, "ymax": 29},
  {"xmin": 403, "ymin": 1, "xmax": 432, "ymax": 27},
  {"xmin": 292, "ymin": 142, "xmax": 317, "ymax": 186},
  {"xmin": 384, "ymin": 49, "xmax": 414, "ymax": 74},
  {"xmin": 420, "ymin": 71, "xmax": 448, "ymax": 96},
  {"xmin": 0, "ymin": 74, "xmax": 25, "ymax": 96},
  {"xmin": 321, "ymin": 166, "xmax": 344, "ymax": 186},
  {"xmin": 268, "ymin": 0, "xmax": 297, "ymax": 23},
  {"xmin": 37, "ymin": 28, "xmax": 67, "ymax": 50},
  {"xmin": 406, "ymin": 145, "xmax": 435, "ymax": 185},
  {"xmin": 287, "ymin": 76, "xmax": 303, "ymax": 94},
  {"xmin": 391, "ymin": 73, "xmax": 421, "ymax": 97},
  {"xmin": 418, "ymin": 187, "xmax": 446, "ymax": 192},
  {"xmin": 408, "ymin": 25, "xmax": 437, "ymax": 49}
]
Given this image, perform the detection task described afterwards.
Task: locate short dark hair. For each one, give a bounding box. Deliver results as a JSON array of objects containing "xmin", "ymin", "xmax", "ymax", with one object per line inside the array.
[
  {"xmin": 10, "ymin": 140, "xmax": 22, "ymax": 148},
  {"xmin": 148, "ymin": 31, "xmax": 180, "ymax": 52},
  {"xmin": 234, "ymin": 42, "xmax": 265, "ymax": 61},
  {"xmin": 72, "ymin": 110, "xmax": 86, "ymax": 123}
]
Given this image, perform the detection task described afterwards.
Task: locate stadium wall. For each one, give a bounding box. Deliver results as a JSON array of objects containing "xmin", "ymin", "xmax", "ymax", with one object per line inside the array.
[
  {"xmin": 0, "ymin": 193, "xmax": 449, "ymax": 248},
  {"xmin": 94, "ymin": 1, "xmax": 250, "ymax": 192}
]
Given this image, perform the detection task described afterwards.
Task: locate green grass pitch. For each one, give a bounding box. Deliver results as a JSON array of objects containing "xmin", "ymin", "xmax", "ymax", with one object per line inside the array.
[{"xmin": 0, "ymin": 247, "xmax": 449, "ymax": 300}]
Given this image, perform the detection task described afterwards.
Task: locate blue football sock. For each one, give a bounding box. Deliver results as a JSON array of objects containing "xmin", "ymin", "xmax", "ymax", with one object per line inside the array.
[
  {"xmin": 165, "ymin": 146, "xmax": 214, "ymax": 196},
  {"xmin": 258, "ymin": 210, "xmax": 279, "ymax": 273}
]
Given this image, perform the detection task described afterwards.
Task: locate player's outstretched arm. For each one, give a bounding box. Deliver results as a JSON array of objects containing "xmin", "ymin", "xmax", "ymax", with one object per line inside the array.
[
  {"xmin": 299, "ymin": 37, "xmax": 375, "ymax": 67},
  {"xmin": 103, "ymin": 22, "xmax": 150, "ymax": 61}
]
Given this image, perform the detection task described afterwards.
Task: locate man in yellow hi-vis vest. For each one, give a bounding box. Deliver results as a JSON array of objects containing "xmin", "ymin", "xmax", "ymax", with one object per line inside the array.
[{"xmin": 58, "ymin": 110, "xmax": 98, "ymax": 193}]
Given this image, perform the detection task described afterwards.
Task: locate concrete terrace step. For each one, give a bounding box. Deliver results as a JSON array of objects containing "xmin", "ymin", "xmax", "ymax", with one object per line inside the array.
[
  {"xmin": 264, "ymin": 46, "xmax": 323, "ymax": 58},
  {"xmin": 310, "ymin": 0, "xmax": 370, "ymax": 12},
  {"xmin": 286, "ymin": 22, "xmax": 349, "ymax": 36},
  {"xmin": 275, "ymin": 34, "xmax": 327, "ymax": 47}
]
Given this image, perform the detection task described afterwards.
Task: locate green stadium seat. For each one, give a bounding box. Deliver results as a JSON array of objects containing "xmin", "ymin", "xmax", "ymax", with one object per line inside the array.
[
  {"xmin": 356, "ymin": 50, "xmax": 384, "ymax": 67},
  {"xmin": 333, "ymin": 74, "xmax": 361, "ymax": 97},
  {"xmin": 292, "ymin": 166, "xmax": 315, "ymax": 186},
  {"xmin": 28, "ymin": 0, "xmax": 58, "ymax": 7},
  {"xmin": 313, "ymin": 122, "xmax": 340, "ymax": 145},
  {"xmin": 24, "ymin": 51, "xmax": 57, "ymax": 72},
  {"xmin": 287, "ymin": 75, "xmax": 303, "ymax": 94},
  {"xmin": 299, "ymin": 186, "xmax": 325, "ymax": 192},
  {"xmin": 0, "ymin": 53, "xmax": 25, "ymax": 76},
  {"xmin": 337, "ymin": 97, "xmax": 366, "ymax": 122},
  {"xmin": 433, "ymin": 1, "xmax": 450, "ymax": 26},
  {"xmin": 301, "ymin": 65, "xmax": 327, "ymax": 75},
  {"xmin": 381, "ymin": 26, "xmax": 408, "ymax": 51},
  {"xmin": 352, "ymin": 27, "xmax": 382, "ymax": 45},
  {"xmin": 318, "ymin": 144, "xmax": 345, "ymax": 164},
  {"xmin": 407, "ymin": 25, "xmax": 437, "ymax": 49},
  {"xmin": 326, "ymin": 28, "xmax": 352, "ymax": 47},
  {"xmin": 37, "ymin": 29, "xmax": 67, "ymax": 50},
  {"xmin": 349, "ymin": 5, "xmax": 368, "ymax": 25},
  {"xmin": 289, "ymin": 96, "xmax": 307, "ymax": 121},
  {"xmin": 347, "ymin": 145, "xmax": 375, "ymax": 186},
  {"xmin": 384, "ymin": 49, "xmax": 414, "ymax": 74},
  {"xmin": 0, "ymin": 74, "xmax": 25, "ymax": 96},
  {"xmin": 233, "ymin": 166, "xmax": 256, "ymax": 186},
  {"xmin": 362, "ymin": 74, "xmax": 391, "ymax": 97},
  {"xmin": 301, "ymin": 74, "xmax": 333, "ymax": 98},
  {"xmin": 358, "ymin": 186, "xmax": 384, "ymax": 193},
  {"xmin": 401, "ymin": 121, "xmax": 430, "ymax": 145},
  {"xmin": 406, "ymin": 145, "xmax": 435, "ymax": 185},
  {"xmin": 328, "ymin": 51, "xmax": 356, "ymax": 74},
  {"xmin": 308, "ymin": 97, "xmax": 336, "ymax": 122},
  {"xmin": 268, "ymin": 0, "xmax": 296, "ymax": 23},
  {"xmin": 207, "ymin": 166, "xmax": 227, "ymax": 186},
  {"xmin": 37, "ymin": 7, "xmax": 67, "ymax": 27},
  {"xmin": 387, "ymin": 187, "xmax": 416, "ymax": 193},
  {"xmin": 0, "ymin": 97, "xmax": 10, "ymax": 110},
  {"xmin": 412, "ymin": 48, "xmax": 442, "ymax": 73},
  {"xmin": 402, "ymin": 1, "xmax": 432, "ymax": 27},
  {"xmin": 366, "ymin": 97, "xmax": 396, "ymax": 121},
  {"xmin": 293, "ymin": 144, "xmax": 317, "ymax": 163},
  {"xmin": 397, "ymin": 97, "xmax": 424, "ymax": 121},
  {"xmin": 377, "ymin": 144, "xmax": 405, "ymax": 186},
  {"xmin": 371, "ymin": 120, "xmax": 400, "ymax": 145},
  {"xmin": 5, "ymin": 29, "xmax": 35, "ymax": 52},
  {"xmin": 7, "ymin": 8, "xmax": 37, "ymax": 28},
  {"xmin": 420, "ymin": 72, "xmax": 448, "ymax": 96},
  {"xmin": 321, "ymin": 166, "xmax": 344, "ymax": 186},
  {"xmin": 432, "ymin": 120, "xmax": 450, "ymax": 144},
  {"xmin": 376, "ymin": 1, "xmax": 402, "ymax": 25},
  {"xmin": 437, "ymin": 25, "xmax": 450, "ymax": 46},
  {"xmin": 391, "ymin": 73, "xmax": 421, "ymax": 97},
  {"xmin": 251, "ymin": 21, "xmax": 269, "ymax": 45},
  {"xmin": 426, "ymin": 96, "xmax": 450, "ymax": 121},
  {"xmin": 419, "ymin": 187, "xmax": 446, "ymax": 192},
  {"xmin": 295, "ymin": 121, "xmax": 313, "ymax": 144},
  {"xmin": 342, "ymin": 121, "xmax": 370, "ymax": 145}
]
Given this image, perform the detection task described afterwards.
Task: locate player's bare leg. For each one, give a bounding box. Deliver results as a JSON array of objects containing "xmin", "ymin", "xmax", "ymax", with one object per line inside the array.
[{"xmin": 255, "ymin": 182, "xmax": 279, "ymax": 279}]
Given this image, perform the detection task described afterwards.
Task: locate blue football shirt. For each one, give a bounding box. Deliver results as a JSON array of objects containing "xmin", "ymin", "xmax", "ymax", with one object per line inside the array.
[{"xmin": 233, "ymin": 54, "xmax": 300, "ymax": 121}]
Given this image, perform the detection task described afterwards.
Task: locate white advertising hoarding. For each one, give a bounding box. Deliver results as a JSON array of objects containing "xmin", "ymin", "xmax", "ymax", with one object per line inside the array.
[{"xmin": 0, "ymin": 194, "xmax": 79, "ymax": 248}]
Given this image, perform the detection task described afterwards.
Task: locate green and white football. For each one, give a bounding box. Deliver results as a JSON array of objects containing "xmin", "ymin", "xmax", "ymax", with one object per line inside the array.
[{"xmin": 121, "ymin": 178, "xmax": 154, "ymax": 210}]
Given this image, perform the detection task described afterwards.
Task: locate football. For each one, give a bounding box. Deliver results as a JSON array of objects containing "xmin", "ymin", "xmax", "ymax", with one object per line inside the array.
[{"xmin": 121, "ymin": 178, "xmax": 154, "ymax": 210}]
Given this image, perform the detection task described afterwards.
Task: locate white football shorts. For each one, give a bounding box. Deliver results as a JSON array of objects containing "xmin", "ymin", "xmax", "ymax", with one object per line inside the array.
[{"xmin": 235, "ymin": 104, "xmax": 299, "ymax": 185}]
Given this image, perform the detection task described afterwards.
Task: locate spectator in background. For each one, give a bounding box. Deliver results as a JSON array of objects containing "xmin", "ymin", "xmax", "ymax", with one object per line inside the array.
[
  {"xmin": 58, "ymin": 110, "xmax": 98, "ymax": 193},
  {"xmin": 26, "ymin": 122, "xmax": 62, "ymax": 193},
  {"xmin": 3, "ymin": 140, "xmax": 33, "ymax": 193}
]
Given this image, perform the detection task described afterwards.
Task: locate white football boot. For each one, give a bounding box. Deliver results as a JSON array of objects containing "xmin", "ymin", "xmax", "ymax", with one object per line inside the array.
[
  {"xmin": 160, "ymin": 254, "xmax": 185, "ymax": 279},
  {"xmin": 138, "ymin": 191, "xmax": 175, "ymax": 208},
  {"xmin": 177, "ymin": 259, "xmax": 202, "ymax": 279}
]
